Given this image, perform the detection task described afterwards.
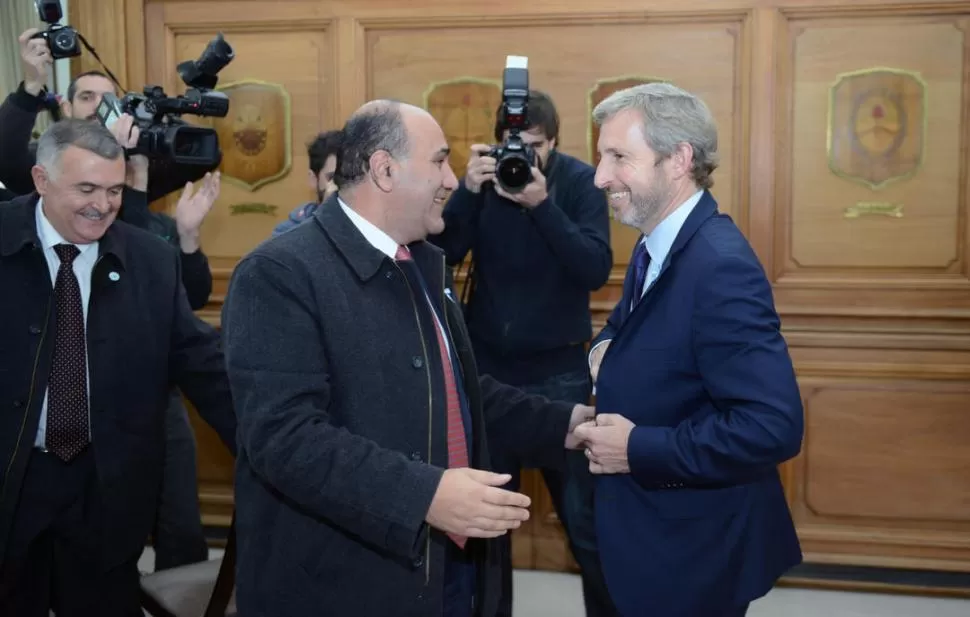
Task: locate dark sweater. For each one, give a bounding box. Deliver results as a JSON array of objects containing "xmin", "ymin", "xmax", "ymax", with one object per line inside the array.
[{"xmin": 428, "ymin": 150, "xmax": 612, "ymax": 385}]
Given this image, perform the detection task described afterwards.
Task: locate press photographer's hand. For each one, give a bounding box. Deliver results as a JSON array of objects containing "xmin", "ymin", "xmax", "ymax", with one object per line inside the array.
[
  {"xmin": 465, "ymin": 144, "xmax": 496, "ymax": 194},
  {"xmin": 494, "ymin": 165, "xmax": 548, "ymax": 209},
  {"xmin": 19, "ymin": 29, "xmax": 52, "ymax": 96}
]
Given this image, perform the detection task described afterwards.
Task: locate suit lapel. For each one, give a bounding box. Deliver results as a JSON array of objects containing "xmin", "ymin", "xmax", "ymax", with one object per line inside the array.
[{"xmin": 625, "ymin": 191, "xmax": 720, "ymax": 316}]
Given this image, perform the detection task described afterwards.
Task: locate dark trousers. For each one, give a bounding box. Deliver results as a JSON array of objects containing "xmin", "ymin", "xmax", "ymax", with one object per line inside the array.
[
  {"xmin": 492, "ymin": 369, "xmax": 617, "ymax": 617},
  {"xmin": 723, "ymin": 604, "xmax": 750, "ymax": 617},
  {"xmin": 442, "ymin": 540, "xmax": 477, "ymax": 617},
  {"xmin": 152, "ymin": 389, "xmax": 208, "ymax": 571},
  {"xmin": 0, "ymin": 448, "xmax": 142, "ymax": 617}
]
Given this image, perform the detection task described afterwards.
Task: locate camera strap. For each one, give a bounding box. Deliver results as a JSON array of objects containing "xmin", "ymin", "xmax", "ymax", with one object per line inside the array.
[{"xmin": 75, "ymin": 32, "xmax": 127, "ymax": 93}]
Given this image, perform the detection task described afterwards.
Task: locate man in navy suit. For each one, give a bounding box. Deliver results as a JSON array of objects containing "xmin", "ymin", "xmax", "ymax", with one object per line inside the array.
[{"xmin": 573, "ymin": 83, "xmax": 804, "ymax": 616}]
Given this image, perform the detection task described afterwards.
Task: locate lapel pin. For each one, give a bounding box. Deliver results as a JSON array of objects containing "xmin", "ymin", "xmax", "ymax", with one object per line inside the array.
[{"xmin": 108, "ymin": 271, "xmax": 120, "ymax": 282}]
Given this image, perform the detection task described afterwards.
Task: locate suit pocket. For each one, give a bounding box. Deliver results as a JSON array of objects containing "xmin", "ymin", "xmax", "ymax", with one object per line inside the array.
[{"xmin": 643, "ymin": 484, "xmax": 745, "ymax": 520}]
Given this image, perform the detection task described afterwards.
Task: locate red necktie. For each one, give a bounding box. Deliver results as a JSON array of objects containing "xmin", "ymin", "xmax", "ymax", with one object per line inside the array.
[{"xmin": 395, "ymin": 246, "xmax": 468, "ymax": 548}]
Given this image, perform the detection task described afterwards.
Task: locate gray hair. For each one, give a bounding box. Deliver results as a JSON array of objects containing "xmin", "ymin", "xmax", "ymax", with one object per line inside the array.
[
  {"xmin": 36, "ymin": 118, "xmax": 124, "ymax": 179},
  {"xmin": 592, "ymin": 82, "xmax": 719, "ymax": 189}
]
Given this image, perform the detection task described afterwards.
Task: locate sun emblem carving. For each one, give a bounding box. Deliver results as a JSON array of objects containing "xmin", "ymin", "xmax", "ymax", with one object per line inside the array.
[{"xmin": 232, "ymin": 104, "xmax": 268, "ymax": 157}]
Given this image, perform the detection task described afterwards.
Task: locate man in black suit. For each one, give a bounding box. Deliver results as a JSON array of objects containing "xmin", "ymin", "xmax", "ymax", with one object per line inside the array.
[
  {"xmin": 0, "ymin": 118, "xmax": 236, "ymax": 616},
  {"xmin": 221, "ymin": 100, "xmax": 593, "ymax": 617}
]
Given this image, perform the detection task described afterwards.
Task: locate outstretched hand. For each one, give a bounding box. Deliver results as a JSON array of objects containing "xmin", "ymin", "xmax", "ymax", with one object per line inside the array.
[{"xmin": 426, "ymin": 468, "xmax": 531, "ymax": 538}]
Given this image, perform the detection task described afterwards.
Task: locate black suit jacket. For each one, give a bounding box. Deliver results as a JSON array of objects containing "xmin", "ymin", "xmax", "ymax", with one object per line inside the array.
[
  {"xmin": 221, "ymin": 196, "xmax": 575, "ymax": 617},
  {"xmin": 0, "ymin": 193, "xmax": 236, "ymax": 569}
]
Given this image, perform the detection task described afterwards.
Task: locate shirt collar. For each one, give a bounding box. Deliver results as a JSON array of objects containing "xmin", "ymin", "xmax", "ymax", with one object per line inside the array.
[
  {"xmin": 643, "ymin": 189, "xmax": 704, "ymax": 265},
  {"xmin": 337, "ymin": 196, "xmax": 399, "ymax": 259},
  {"xmin": 35, "ymin": 197, "xmax": 98, "ymax": 257}
]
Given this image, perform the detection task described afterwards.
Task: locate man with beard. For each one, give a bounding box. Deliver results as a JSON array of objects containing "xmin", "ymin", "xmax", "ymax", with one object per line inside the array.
[
  {"xmin": 573, "ymin": 82, "xmax": 804, "ymax": 617},
  {"xmin": 428, "ymin": 90, "xmax": 616, "ymax": 617},
  {"xmin": 273, "ymin": 129, "xmax": 343, "ymax": 236}
]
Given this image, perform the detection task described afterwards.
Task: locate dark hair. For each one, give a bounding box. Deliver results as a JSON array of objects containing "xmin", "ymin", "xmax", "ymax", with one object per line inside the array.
[
  {"xmin": 307, "ymin": 130, "xmax": 343, "ymax": 175},
  {"xmin": 66, "ymin": 70, "xmax": 112, "ymax": 103},
  {"xmin": 333, "ymin": 101, "xmax": 410, "ymax": 189},
  {"xmin": 493, "ymin": 89, "xmax": 560, "ymax": 143}
]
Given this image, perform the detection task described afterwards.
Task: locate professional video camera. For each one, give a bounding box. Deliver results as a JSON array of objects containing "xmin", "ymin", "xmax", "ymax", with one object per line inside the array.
[
  {"xmin": 96, "ymin": 33, "xmax": 234, "ymax": 167},
  {"xmin": 483, "ymin": 55, "xmax": 535, "ymax": 194},
  {"xmin": 31, "ymin": 0, "xmax": 80, "ymax": 60}
]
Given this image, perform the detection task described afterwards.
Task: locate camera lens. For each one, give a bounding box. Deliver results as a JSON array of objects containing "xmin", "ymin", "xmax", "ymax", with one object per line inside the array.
[
  {"xmin": 52, "ymin": 29, "xmax": 75, "ymax": 51},
  {"xmin": 497, "ymin": 157, "xmax": 531, "ymax": 191}
]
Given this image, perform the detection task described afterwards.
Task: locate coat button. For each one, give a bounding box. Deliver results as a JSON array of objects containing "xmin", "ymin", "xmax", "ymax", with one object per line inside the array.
[
  {"xmin": 413, "ymin": 555, "xmax": 424, "ymax": 568},
  {"xmin": 412, "ymin": 356, "xmax": 424, "ymax": 369},
  {"xmin": 13, "ymin": 400, "xmax": 23, "ymax": 408},
  {"xmin": 409, "ymin": 451, "xmax": 422, "ymax": 461},
  {"xmin": 28, "ymin": 325, "xmax": 41, "ymax": 335}
]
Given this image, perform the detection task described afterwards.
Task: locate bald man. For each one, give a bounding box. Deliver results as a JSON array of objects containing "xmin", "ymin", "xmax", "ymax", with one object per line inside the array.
[{"xmin": 221, "ymin": 100, "xmax": 594, "ymax": 617}]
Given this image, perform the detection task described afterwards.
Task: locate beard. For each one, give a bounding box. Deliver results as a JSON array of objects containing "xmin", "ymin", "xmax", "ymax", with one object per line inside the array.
[{"xmin": 621, "ymin": 174, "xmax": 673, "ymax": 230}]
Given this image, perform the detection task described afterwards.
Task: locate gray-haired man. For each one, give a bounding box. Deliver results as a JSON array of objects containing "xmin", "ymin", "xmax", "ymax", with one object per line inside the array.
[{"xmin": 0, "ymin": 119, "xmax": 236, "ymax": 617}]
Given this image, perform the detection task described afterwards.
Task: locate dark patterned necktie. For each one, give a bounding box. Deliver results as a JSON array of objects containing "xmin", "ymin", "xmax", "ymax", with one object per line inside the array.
[
  {"xmin": 631, "ymin": 240, "xmax": 652, "ymax": 310},
  {"xmin": 46, "ymin": 243, "xmax": 90, "ymax": 462},
  {"xmin": 395, "ymin": 246, "xmax": 468, "ymax": 549}
]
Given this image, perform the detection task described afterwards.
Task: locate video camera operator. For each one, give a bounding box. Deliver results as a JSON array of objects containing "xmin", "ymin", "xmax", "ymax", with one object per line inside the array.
[
  {"xmin": 0, "ymin": 30, "xmax": 219, "ymax": 308},
  {"xmin": 427, "ymin": 58, "xmax": 616, "ymax": 617},
  {"xmin": 0, "ymin": 19, "xmax": 231, "ymax": 574}
]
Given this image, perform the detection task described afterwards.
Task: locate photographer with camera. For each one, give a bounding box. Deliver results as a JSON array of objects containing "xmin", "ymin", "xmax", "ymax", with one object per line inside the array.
[{"xmin": 428, "ymin": 59, "xmax": 615, "ymax": 617}]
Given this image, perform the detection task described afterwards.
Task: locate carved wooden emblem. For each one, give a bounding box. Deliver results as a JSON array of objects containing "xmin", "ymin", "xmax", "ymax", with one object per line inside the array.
[
  {"xmin": 588, "ymin": 76, "xmax": 666, "ymax": 167},
  {"xmin": 424, "ymin": 78, "xmax": 502, "ymax": 178},
  {"xmin": 209, "ymin": 79, "xmax": 292, "ymax": 192},
  {"xmin": 827, "ymin": 68, "xmax": 926, "ymax": 190}
]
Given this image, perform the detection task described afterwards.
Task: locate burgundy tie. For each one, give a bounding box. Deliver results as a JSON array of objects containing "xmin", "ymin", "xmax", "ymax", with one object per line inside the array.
[
  {"xmin": 395, "ymin": 246, "xmax": 469, "ymax": 548},
  {"xmin": 46, "ymin": 243, "xmax": 90, "ymax": 462}
]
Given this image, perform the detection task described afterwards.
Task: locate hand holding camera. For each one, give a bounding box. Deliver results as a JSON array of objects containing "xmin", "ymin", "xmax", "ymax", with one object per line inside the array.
[
  {"xmin": 19, "ymin": 28, "xmax": 53, "ymax": 96},
  {"xmin": 494, "ymin": 163, "xmax": 547, "ymax": 209},
  {"xmin": 465, "ymin": 144, "xmax": 497, "ymax": 193}
]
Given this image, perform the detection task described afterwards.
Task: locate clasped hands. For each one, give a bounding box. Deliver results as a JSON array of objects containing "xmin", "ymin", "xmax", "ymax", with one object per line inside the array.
[
  {"xmin": 571, "ymin": 412, "xmax": 635, "ymax": 475},
  {"xmin": 425, "ymin": 404, "xmax": 597, "ymax": 539}
]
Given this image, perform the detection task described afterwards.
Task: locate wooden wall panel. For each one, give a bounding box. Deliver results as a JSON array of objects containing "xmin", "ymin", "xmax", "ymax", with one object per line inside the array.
[
  {"xmin": 64, "ymin": 0, "xmax": 970, "ymax": 578},
  {"xmin": 366, "ymin": 15, "xmax": 746, "ymax": 265}
]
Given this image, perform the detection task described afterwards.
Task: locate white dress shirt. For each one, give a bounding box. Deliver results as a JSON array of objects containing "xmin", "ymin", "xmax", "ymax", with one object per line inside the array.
[
  {"xmin": 589, "ymin": 190, "xmax": 704, "ymax": 387},
  {"xmin": 34, "ymin": 199, "xmax": 97, "ymax": 449},
  {"xmin": 338, "ymin": 198, "xmax": 453, "ymax": 356}
]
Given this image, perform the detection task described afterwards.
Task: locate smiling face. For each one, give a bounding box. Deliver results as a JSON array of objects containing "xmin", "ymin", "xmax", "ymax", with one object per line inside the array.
[
  {"xmin": 32, "ymin": 145, "xmax": 126, "ymax": 244},
  {"xmin": 593, "ymin": 108, "xmax": 681, "ymax": 234},
  {"xmin": 390, "ymin": 108, "xmax": 459, "ymax": 241}
]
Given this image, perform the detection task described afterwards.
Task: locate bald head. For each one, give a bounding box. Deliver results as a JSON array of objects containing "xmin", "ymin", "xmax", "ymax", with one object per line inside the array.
[{"xmin": 333, "ymin": 100, "xmax": 412, "ymax": 189}]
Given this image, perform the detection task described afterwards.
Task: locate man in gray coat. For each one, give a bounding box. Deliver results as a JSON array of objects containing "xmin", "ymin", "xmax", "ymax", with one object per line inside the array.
[{"xmin": 221, "ymin": 100, "xmax": 594, "ymax": 617}]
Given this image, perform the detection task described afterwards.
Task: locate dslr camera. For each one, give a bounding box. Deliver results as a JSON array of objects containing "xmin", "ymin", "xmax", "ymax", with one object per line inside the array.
[
  {"xmin": 484, "ymin": 55, "xmax": 535, "ymax": 194},
  {"xmin": 31, "ymin": 0, "xmax": 80, "ymax": 60},
  {"xmin": 96, "ymin": 33, "xmax": 234, "ymax": 167}
]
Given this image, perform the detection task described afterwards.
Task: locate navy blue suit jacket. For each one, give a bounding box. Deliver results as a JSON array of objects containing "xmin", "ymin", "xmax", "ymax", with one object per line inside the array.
[{"xmin": 592, "ymin": 191, "xmax": 803, "ymax": 616}]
